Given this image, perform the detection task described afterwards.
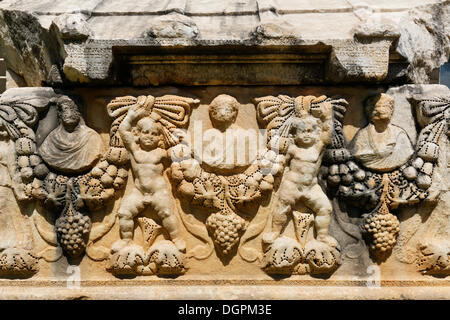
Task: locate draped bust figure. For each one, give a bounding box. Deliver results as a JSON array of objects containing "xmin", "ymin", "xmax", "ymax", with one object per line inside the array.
[
  {"xmin": 39, "ymin": 96, "xmax": 103, "ymax": 174},
  {"xmin": 200, "ymin": 94, "xmax": 259, "ymax": 175},
  {"xmin": 351, "ymin": 93, "xmax": 414, "ymax": 172}
]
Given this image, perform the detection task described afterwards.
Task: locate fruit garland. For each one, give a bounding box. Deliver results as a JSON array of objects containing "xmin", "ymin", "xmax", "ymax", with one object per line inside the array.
[
  {"xmin": 171, "ymin": 150, "xmax": 284, "ymax": 255},
  {"xmin": 320, "ymin": 95, "xmax": 450, "ymax": 261}
]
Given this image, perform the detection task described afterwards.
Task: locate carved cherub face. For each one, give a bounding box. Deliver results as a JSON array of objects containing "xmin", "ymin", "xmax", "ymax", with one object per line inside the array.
[
  {"xmin": 291, "ymin": 116, "xmax": 320, "ymax": 147},
  {"xmin": 209, "ymin": 94, "xmax": 239, "ymax": 130},
  {"xmin": 366, "ymin": 93, "xmax": 394, "ymax": 123},
  {"xmin": 136, "ymin": 117, "xmax": 163, "ymax": 151},
  {"xmin": 58, "ymin": 97, "xmax": 81, "ymax": 132}
]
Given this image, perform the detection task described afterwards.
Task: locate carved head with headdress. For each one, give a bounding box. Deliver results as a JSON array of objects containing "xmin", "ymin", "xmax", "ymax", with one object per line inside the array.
[
  {"xmin": 365, "ymin": 93, "xmax": 394, "ymax": 123},
  {"xmin": 54, "ymin": 95, "xmax": 83, "ymax": 133}
]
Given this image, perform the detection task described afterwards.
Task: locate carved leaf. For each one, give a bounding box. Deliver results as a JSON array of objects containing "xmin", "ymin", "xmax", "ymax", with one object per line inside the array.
[
  {"xmin": 174, "ymin": 200, "xmax": 214, "ymax": 260},
  {"xmin": 37, "ymin": 246, "xmax": 62, "ymax": 263},
  {"xmin": 85, "ymin": 243, "xmax": 111, "ymax": 262},
  {"xmin": 138, "ymin": 217, "xmax": 163, "ymax": 248}
]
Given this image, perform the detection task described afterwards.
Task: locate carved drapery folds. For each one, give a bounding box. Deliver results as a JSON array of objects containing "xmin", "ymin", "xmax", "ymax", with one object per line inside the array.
[{"xmin": 0, "ymin": 86, "xmax": 448, "ymax": 279}]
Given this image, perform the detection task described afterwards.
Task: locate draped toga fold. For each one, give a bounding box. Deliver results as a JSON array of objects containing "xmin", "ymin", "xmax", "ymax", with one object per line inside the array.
[
  {"xmin": 352, "ymin": 123, "xmax": 414, "ymax": 172},
  {"xmin": 39, "ymin": 123, "xmax": 103, "ymax": 174}
]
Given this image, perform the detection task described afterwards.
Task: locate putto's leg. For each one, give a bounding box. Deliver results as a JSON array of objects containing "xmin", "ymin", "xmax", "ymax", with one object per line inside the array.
[
  {"xmin": 262, "ymin": 199, "xmax": 292, "ymax": 244},
  {"xmin": 263, "ymin": 178, "xmax": 299, "ymax": 244},
  {"xmin": 305, "ymin": 184, "xmax": 338, "ymax": 248},
  {"xmin": 117, "ymin": 189, "xmax": 146, "ymax": 241},
  {"xmin": 152, "ymin": 190, "xmax": 186, "ymax": 252}
]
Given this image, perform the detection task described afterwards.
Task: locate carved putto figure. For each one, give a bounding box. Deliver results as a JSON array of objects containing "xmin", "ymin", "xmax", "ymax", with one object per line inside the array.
[
  {"xmin": 262, "ymin": 115, "xmax": 338, "ymax": 249},
  {"xmin": 351, "ymin": 93, "xmax": 414, "ymax": 172},
  {"xmin": 105, "ymin": 94, "xmax": 199, "ymax": 275},
  {"xmin": 256, "ymin": 95, "xmax": 345, "ymax": 275},
  {"xmin": 113, "ymin": 98, "xmax": 186, "ymax": 253},
  {"xmin": 39, "ymin": 96, "xmax": 103, "ymax": 174}
]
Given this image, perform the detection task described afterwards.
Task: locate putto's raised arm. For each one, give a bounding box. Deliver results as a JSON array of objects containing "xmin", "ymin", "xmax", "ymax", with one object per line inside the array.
[
  {"xmin": 320, "ymin": 117, "xmax": 334, "ymax": 147},
  {"xmin": 118, "ymin": 106, "xmax": 146, "ymax": 154}
]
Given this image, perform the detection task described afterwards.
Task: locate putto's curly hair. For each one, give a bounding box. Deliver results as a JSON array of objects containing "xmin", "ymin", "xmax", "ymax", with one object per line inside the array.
[
  {"xmin": 364, "ymin": 93, "xmax": 394, "ymax": 118},
  {"xmin": 136, "ymin": 116, "xmax": 163, "ymax": 133}
]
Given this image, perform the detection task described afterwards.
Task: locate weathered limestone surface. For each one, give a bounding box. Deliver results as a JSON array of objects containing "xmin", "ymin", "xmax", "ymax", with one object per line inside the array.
[
  {"xmin": 0, "ymin": 1, "xmax": 448, "ymax": 300},
  {"xmin": 0, "ymin": 0, "xmax": 448, "ymax": 86}
]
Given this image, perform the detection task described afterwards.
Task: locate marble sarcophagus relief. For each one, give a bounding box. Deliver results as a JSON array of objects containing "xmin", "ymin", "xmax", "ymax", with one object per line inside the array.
[{"xmin": 0, "ymin": 84, "xmax": 448, "ymax": 285}]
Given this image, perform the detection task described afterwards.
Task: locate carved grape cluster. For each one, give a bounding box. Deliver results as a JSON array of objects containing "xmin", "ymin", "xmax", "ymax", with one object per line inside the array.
[
  {"xmin": 363, "ymin": 204, "xmax": 400, "ymax": 258},
  {"xmin": 80, "ymin": 154, "xmax": 129, "ymax": 211},
  {"xmin": 56, "ymin": 207, "xmax": 91, "ymax": 258},
  {"xmin": 205, "ymin": 212, "xmax": 247, "ymax": 255}
]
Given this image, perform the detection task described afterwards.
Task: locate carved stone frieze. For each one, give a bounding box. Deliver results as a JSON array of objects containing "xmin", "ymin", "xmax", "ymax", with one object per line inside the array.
[
  {"xmin": 0, "ymin": 0, "xmax": 448, "ymax": 300},
  {"xmin": 0, "ymin": 84, "xmax": 447, "ymax": 286}
]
